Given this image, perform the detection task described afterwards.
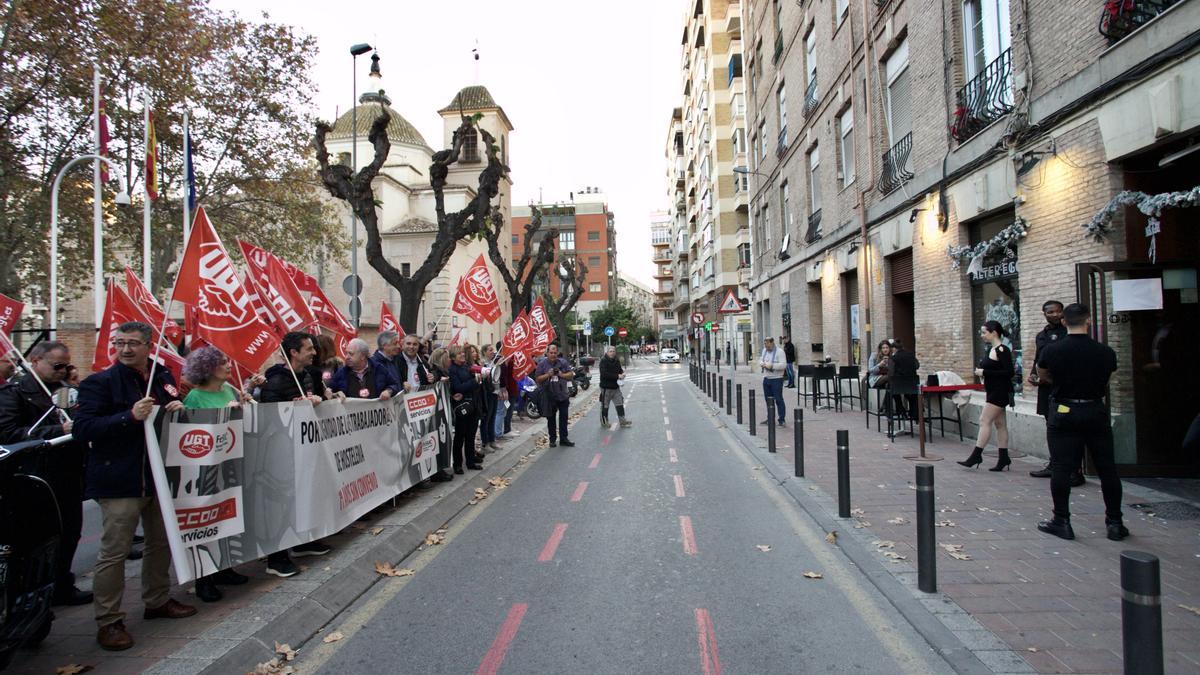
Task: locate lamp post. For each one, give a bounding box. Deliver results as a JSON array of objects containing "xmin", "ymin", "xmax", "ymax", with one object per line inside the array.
[
  {"xmin": 50, "ymin": 154, "xmax": 130, "ymax": 338},
  {"xmin": 348, "ymin": 42, "xmax": 373, "ymax": 328}
]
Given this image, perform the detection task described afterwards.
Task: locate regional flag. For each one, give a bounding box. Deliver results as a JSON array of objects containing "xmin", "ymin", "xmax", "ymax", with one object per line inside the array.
[
  {"xmin": 451, "ymin": 255, "xmax": 502, "ymax": 324},
  {"xmin": 145, "ymin": 111, "xmax": 159, "ymax": 201},
  {"xmin": 98, "ymin": 95, "xmax": 110, "ymax": 183}
]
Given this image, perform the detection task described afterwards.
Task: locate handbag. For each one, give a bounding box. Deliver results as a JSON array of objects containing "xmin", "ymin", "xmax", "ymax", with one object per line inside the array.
[{"xmin": 453, "ymin": 398, "xmax": 476, "ymax": 419}]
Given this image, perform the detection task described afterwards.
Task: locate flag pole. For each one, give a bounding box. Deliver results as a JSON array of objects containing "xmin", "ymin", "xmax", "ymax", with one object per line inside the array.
[
  {"xmin": 93, "ymin": 66, "xmax": 104, "ymax": 328},
  {"xmin": 231, "ymin": 242, "xmax": 312, "ymax": 403},
  {"xmin": 182, "ymin": 110, "xmax": 190, "ymax": 248},
  {"xmin": 143, "ymin": 91, "xmax": 152, "ymax": 287}
]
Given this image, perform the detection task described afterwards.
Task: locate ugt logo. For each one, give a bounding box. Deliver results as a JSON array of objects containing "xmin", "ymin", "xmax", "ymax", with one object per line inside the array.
[
  {"xmin": 197, "ymin": 244, "xmax": 253, "ymax": 330},
  {"xmin": 179, "ymin": 429, "xmax": 215, "ymax": 459}
]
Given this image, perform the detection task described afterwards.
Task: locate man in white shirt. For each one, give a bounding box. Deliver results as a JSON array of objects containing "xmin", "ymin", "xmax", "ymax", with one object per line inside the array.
[{"xmin": 759, "ymin": 336, "xmax": 787, "ymax": 425}]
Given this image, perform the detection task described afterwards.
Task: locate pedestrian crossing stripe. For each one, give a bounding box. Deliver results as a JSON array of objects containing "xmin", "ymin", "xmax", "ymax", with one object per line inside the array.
[{"xmin": 622, "ymin": 371, "xmax": 689, "ymax": 384}]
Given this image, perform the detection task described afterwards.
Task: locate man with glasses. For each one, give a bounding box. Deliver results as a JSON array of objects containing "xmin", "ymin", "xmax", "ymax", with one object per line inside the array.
[
  {"xmin": 73, "ymin": 322, "xmax": 194, "ymax": 651},
  {"xmin": 0, "ymin": 341, "xmax": 92, "ymax": 606}
]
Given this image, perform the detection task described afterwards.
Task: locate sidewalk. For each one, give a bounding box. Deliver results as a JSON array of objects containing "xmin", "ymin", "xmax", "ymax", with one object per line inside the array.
[
  {"xmin": 697, "ymin": 364, "xmax": 1200, "ymax": 673},
  {"xmin": 6, "ymin": 398, "xmax": 584, "ymax": 675}
]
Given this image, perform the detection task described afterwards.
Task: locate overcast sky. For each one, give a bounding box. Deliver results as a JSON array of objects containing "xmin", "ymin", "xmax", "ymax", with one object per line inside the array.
[{"xmin": 210, "ymin": 0, "xmax": 683, "ymax": 287}]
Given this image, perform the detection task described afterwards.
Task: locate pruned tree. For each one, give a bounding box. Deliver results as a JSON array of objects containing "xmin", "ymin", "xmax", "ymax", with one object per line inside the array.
[
  {"xmin": 314, "ymin": 110, "xmax": 506, "ymax": 333},
  {"xmin": 539, "ymin": 255, "xmax": 588, "ymax": 352},
  {"xmin": 483, "ymin": 204, "xmax": 589, "ymax": 327}
]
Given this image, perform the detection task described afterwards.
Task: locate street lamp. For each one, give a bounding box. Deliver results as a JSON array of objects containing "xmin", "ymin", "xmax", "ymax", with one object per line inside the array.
[
  {"xmin": 50, "ymin": 154, "xmax": 130, "ymax": 338},
  {"xmin": 348, "ymin": 42, "xmax": 373, "ymax": 328}
]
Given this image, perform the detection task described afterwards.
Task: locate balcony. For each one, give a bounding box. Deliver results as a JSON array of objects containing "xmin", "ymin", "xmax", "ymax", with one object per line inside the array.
[
  {"xmin": 728, "ymin": 53, "xmax": 743, "ymax": 86},
  {"xmin": 1099, "ymin": 0, "xmax": 1179, "ymax": 42},
  {"xmin": 653, "ymin": 249, "xmax": 673, "ymax": 263},
  {"xmin": 803, "ymin": 78, "xmax": 819, "ymax": 117},
  {"xmin": 805, "ymin": 209, "xmax": 823, "ymax": 243},
  {"xmin": 776, "ymin": 129, "xmax": 788, "ymax": 158},
  {"xmin": 877, "ymin": 132, "xmax": 914, "ymax": 195},
  {"xmin": 653, "ymin": 297, "xmax": 672, "ymax": 310},
  {"xmin": 773, "ymin": 33, "xmax": 784, "ymax": 64},
  {"xmin": 951, "ymin": 48, "xmax": 1014, "ymax": 143}
]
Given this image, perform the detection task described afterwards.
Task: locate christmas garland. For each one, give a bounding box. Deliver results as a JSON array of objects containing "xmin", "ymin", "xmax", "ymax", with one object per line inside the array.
[
  {"xmin": 1084, "ymin": 186, "xmax": 1200, "ymax": 263},
  {"xmin": 946, "ymin": 217, "xmax": 1029, "ymax": 270}
]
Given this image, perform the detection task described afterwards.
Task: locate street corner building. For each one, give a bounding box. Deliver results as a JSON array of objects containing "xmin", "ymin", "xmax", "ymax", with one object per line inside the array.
[{"xmin": 683, "ymin": 0, "xmax": 1200, "ymax": 476}]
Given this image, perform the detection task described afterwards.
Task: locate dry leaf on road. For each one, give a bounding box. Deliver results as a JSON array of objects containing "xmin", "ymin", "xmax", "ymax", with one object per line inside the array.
[
  {"xmin": 825, "ymin": 531, "xmax": 838, "ymax": 544},
  {"xmin": 424, "ymin": 533, "xmax": 444, "ymax": 546},
  {"xmin": 274, "ymin": 642, "xmax": 296, "ymax": 661},
  {"xmin": 374, "ymin": 561, "xmax": 415, "ymax": 577},
  {"xmin": 55, "ymin": 665, "xmax": 93, "ymax": 675},
  {"xmin": 802, "ymin": 571, "xmax": 823, "ymax": 579},
  {"xmin": 939, "ymin": 543, "xmax": 965, "ymax": 552},
  {"xmin": 612, "ymin": 496, "xmax": 623, "ymax": 501},
  {"xmin": 370, "ymin": 527, "xmax": 384, "ymax": 536},
  {"xmin": 883, "ymin": 552, "xmax": 907, "ymax": 561},
  {"xmin": 851, "ymin": 508, "xmax": 865, "ymax": 516},
  {"xmin": 251, "ymin": 659, "xmax": 293, "ymax": 675},
  {"xmin": 756, "ymin": 544, "xmax": 772, "ymax": 552},
  {"xmin": 936, "ymin": 520, "xmax": 957, "ymax": 527},
  {"xmin": 1027, "ymin": 647, "xmax": 1039, "ymax": 653},
  {"xmin": 886, "ymin": 517, "xmax": 909, "ymax": 525},
  {"xmin": 474, "ymin": 488, "xmax": 489, "ymax": 500},
  {"xmin": 488, "ymin": 476, "xmax": 511, "ymax": 488},
  {"xmin": 948, "ymin": 551, "xmax": 973, "ymax": 561},
  {"xmin": 322, "ymin": 631, "xmax": 345, "ymax": 644},
  {"xmin": 853, "ymin": 519, "xmax": 871, "ymax": 529},
  {"xmin": 873, "ymin": 540, "xmax": 895, "ymax": 549}
]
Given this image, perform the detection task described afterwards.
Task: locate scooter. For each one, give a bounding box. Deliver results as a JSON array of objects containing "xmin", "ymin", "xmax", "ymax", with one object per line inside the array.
[
  {"xmin": 519, "ymin": 377, "xmax": 541, "ymax": 419},
  {"xmin": 0, "ymin": 435, "xmax": 70, "ymax": 670},
  {"xmin": 573, "ymin": 365, "xmax": 591, "ymax": 391}
]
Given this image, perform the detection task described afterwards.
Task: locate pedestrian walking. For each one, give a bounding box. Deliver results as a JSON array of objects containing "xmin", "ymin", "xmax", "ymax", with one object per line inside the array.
[
  {"xmin": 958, "ymin": 321, "xmax": 1014, "ymax": 471},
  {"xmin": 1026, "ymin": 300, "xmax": 1084, "ymax": 486},
  {"xmin": 534, "ymin": 344, "xmax": 575, "ymax": 447},
  {"xmin": 448, "ymin": 346, "xmax": 483, "ymax": 472},
  {"xmin": 330, "ymin": 338, "xmax": 400, "ymax": 400},
  {"xmin": 1034, "ymin": 303, "xmax": 1128, "ymax": 541},
  {"xmin": 758, "ymin": 336, "xmax": 786, "ymax": 425},
  {"xmin": 0, "ymin": 341, "xmax": 92, "ymax": 607},
  {"xmin": 180, "ymin": 346, "xmax": 252, "ymax": 603},
  {"xmin": 598, "ymin": 345, "xmax": 632, "ymax": 428},
  {"xmin": 72, "ymin": 322, "xmax": 196, "ymax": 651},
  {"xmin": 782, "ymin": 335, "xmax": 797, "ymax": 388}
]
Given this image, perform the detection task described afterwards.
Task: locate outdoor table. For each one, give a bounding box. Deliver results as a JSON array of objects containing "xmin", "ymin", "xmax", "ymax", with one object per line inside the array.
[{"xmin": 904, "ymin": 383, "xmax": 984, "ymax": 461}]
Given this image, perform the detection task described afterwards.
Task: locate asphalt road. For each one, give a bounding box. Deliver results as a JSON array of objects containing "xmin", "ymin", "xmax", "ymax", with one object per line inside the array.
[{"xmin": 297, "ymin": 363, "xmax": 954, "ymax": 674}]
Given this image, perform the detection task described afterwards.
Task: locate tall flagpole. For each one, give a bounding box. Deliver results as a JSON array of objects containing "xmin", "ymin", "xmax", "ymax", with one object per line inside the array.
[
  {"xmin": 143, "ymin": 91, "xmax": 152, "ymax": 287},
  {"xmin": 93, "ymin": 66, "xmax": 104, "ymax": 328},
  {"xmin": 182, "ymin": 110, "xmax": 190, "ymax": 247}
]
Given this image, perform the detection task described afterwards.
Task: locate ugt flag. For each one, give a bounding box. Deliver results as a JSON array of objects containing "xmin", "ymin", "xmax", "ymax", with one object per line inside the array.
[
  {"xmin": 171, "ymin": 207, "xmax": 280, "ymax": 372},
  {"xmin": 124, "ymin": 267, "xmax": 183, "ymax": 346},
  {"xmin": 93, "ymin": 280, "xmax": 185, "ymax": 382},
  {"xmin": 379, "ymin": 301, "xmax": 404, "ymax": 336},
  {"xmin": 451, "ymin": 255, "xmax": 501, "ymax": 324},
  {"xmin": 309, "ymin": 285, "xmax": 355, "ymax": 338},
  {"xmin": 501, "ymin": 309, "xmax": 533, "ymax": 357},
  {"xmin": 528, "ymin": 297, "xmax": 556, "ymax": 353},
  {"xmin": 238, "ymin": 240, "xmax": 319, "ymax": 293}
]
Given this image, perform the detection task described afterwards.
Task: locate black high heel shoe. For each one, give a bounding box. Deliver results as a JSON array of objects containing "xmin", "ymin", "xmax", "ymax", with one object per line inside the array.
[
  {"xmin": 957, "ymin": 448, "xmax": 984, "ymax": 468},
  {"xmin": 989, "ymin": 449, "xmax": 1011, "ymax": 472}
]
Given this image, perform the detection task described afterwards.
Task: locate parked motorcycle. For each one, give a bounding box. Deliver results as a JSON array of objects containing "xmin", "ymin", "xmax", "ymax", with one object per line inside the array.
[
  {"xmin": 573, "ymin": 365, "xmax": 591, "ymax": 391},
  {"xmin": 0, "ymin": 435, "xmax": 70, "ymax": 669},
  {"xmin": 520, "ymin": 378, "xmax": 541, "ymax": 419}
]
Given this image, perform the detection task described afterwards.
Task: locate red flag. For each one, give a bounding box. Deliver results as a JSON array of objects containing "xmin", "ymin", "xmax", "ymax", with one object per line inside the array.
[
  {"xmin": 93, "ymin": 280, "xmax": 182, "ymax": 377},
  {"xmin": 508, "ymin": 349, "xmax": 535, "ymax": 380},
  {"xmin": 124, "ymin": 267, "xmax": 183, "ymax": 346},
  {"xmin": 309, "ymin": 285, "xmax": 355, "ymax": 338},
  {"xmin": 335, "ymin": 332, "xmax": 350, "ymax": 360},
  {"xmin": 171, "ymin": 207, "xmax": 280, "ymax": 372},
  {"xmin": 449, "ymin": 325, "xmax": 466, "ymax": 346},
  {"xmin": 0, "ymin": 291, "xmax": 24, "ymax": 337},
  {"xmin": 264, "ymin": 254, "xmax": 318, "ymax": 334},
  {"xmin": 501, "ymin": 309, "xmax": 533, "ymax": 357},
  {"xmin": 379, "ymin": 301, "xmax": 405, "ymax": 336},
  {"xmin": 528, "ymin": 298, "xmax": 556, "ymax": 353},
  {"xmin": 145, "ymin": 110, "xmax": 159, "ymax": 201},
  {"xmin": 98, "ymin": 95, "xmax": 110, "ymax": 183},
  {"xmin": 152, "ymin": 343, "xmax": 186, "ymax": 384},
  {"xmin": 241, "ymin": 272, "xmax": 281, "ymax": 338},
  {"xmin": 237, "ymin": 240, "xmax": 318, "ymax": 293},
  {"xmin": 451, "ymin": 255, "xmax": 502, "ymax": 324}
]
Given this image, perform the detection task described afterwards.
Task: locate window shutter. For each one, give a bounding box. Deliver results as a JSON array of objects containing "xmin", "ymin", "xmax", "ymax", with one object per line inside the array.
[{"xmin": 889, "ymin": 250, "xmax": 914, "ymax": 294}]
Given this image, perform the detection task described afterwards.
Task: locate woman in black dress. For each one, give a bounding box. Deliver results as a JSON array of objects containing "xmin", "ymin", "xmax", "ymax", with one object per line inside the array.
[{"xmin": 958, "ymin": 320, "xmax": 1015, "ymax": 471}]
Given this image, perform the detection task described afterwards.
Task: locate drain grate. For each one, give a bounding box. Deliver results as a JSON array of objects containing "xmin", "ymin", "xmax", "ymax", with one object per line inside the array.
[{"xmin": 1129, "ymin": 501, "xmax": 1200, "ymax": 521}]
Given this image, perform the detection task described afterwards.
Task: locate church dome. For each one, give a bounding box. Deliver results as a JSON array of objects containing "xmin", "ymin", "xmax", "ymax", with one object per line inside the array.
[{"xmin": 328, "ymin": 96, "xmax": 430, "ymax": 150}]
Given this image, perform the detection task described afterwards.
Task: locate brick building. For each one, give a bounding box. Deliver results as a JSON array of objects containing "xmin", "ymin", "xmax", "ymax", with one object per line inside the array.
[
  {"xmin": 742, "ymin": 0, "xmax": 1199, "ymax": 474},
  {"xmin": 511, "ymin": 188, "xmax": 617, "ymax": 320}
]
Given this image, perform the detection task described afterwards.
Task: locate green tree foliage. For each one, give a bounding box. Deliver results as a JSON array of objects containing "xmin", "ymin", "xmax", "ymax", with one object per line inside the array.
[
  {"xmin": 0, "ymin": 0, "xmax": 343, "ymax": 307},
  {"xmin": 586, "ymin": 298, "xmax": 655, "ymax": 344}
]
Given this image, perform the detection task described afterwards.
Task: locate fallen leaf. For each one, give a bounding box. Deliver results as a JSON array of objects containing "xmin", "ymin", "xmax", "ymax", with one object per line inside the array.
[
  {"xmin": 936, "ymin": 520, "xmax": 957, "ymax": 528},
  {"xmin": 612, "ymin": 496, "xmax": 623, "ymax": 501},
  {"xmin": 474, "ymin": 488, "xmax": 489, "ymax": 500},
  {"xmin": 274, "ymin": 642, "xmax": 296, "ymax": 661},
  {"xmin": 467, "ymin": 499, "xmax": 478, "ymax": 505},
  {"xmin": 251, "ymin": 660, "xmax": 294, "ymax": 675},
  {"xmin": 1179, "ymin": 604, "xmax": 1200, "ymax": 616},
  {"xmin": 350, "ymin": 523, "xmax": 367, "ymax": 531},
  {"xmin": 751, "ymin": 465, "xmax": 763, "ymax": 471},
  {"xmin": 424, "ymin": 533, "xmax": 444, "ymax": 546},
  {"xmin": 370, "ymin": 527, "xmax": 384, "ymax": 536},
  {"xmin": 886, "ymin": 517, "xmax": 909, "ymax": 525},
  {"xmin": 374, "ymin": 561, "xmax": 415, "ymax": 577},
  {"xmin": 851, "ymin": 508, "xmax": 865, "ymax": 516},
  {"xmin": 755, "ymin": 544, "xmax": 772, "ymax": 552},
  {"xmin": 883, "ymin": 552, "xmax": 907, "ymax": 561},
  {"xmin": 55, "ymin": 665, "xmax": 93, "ymax": 675},
  {"xmin": 825, "ymin": 531, "xmax": 838, "ymax": 544},
  {"xmin": 948, "ymin": 552, "xmax": 973, "ymax": 561},
  {"xmin": 435, "ymin": 528, "xmax": 448, "ymax": 535},
  {"xmin": 1027, "ymin": 647, "xmax": 1039, "ymax": 653},
  {"xmin": 322, "ymin": 631, "xmax": 345, "ymax": 644},
  {"xmin": 488, "ymin": 476, "xmax": 511, "ymax": 488},
  {"xmin": 873, "ymin": 540, "xmax": 895, "ymax": 549},
  {"xmin": 939, "ymin": 543, "xmax": 965, "ymax": 552},
  {"xmin": 802, "ymin": 571, "xmax": 823, "ymax": 579}
]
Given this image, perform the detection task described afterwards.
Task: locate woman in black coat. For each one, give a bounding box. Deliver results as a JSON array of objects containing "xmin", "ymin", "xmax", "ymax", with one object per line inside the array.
[
  {"xmin": 448, "ymin": 347, "xmax": 483, "ymax": 473},
  {"xmin": 598, "ymin": 345, "xmax": 631, "ymax": 428}
]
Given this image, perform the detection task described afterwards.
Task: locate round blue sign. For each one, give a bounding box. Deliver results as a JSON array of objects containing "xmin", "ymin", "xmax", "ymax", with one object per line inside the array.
[{"xmin": 603, "ymin": 326, "xmax": 615, "ymax": 337}]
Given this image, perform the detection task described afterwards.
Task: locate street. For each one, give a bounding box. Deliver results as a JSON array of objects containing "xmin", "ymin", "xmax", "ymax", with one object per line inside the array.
[{"xmin": 295, "ymin": 364, "xmax": 952, "ymax": 674}]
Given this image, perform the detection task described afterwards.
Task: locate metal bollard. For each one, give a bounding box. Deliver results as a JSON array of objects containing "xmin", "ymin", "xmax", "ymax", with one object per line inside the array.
[
  {"xmin": 1121, "ymin": 551, "xmax": 1164, "ymax": 675},
  {"xmin": 767, "ymin": 412, "xmax": 776, "ymax": 453},
  {"xmin": 837, "ymin": 430, "xmax": 851, "ymax": 518},
  {"xmin": 725, "ymin": 378, "xmax": 732, "ymax": 416},
  {"xmin": 749, "ymin": 389, "xmax": 757, "ymax": 436},
  {"xmin": 736, "ymin": 384, "xmax": 743, "ymax": 425},
  {"xmin": 916, "ymin": 464, "xmax": 936, "ymax": 593},
  {"xmin": 718, "ymin": 376, "xmax": 724, "ymax": 408},
  {"xmin": 794, "ymin": 409, "xmax": 804, "ymax": 477},
  {"xmin": 710, "ymin": 373, "xmax": 716, "ymax": 401}
]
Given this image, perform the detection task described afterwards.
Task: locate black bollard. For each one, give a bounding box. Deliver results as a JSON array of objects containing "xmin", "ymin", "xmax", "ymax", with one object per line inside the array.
[
  {"xmin": 725, "ymin": 378, "xmax": 732, "ymax": 416},
  {"xmin": 710, "ymin": 373, "xmax": 716, "ymax": 401},
  {"xmin": 916, "ymin": 464, "xmax": 936, "ymax": 593},
  {"xmin": 749, "ymin": 389, "xmax": 757, "ymax": 436},
  {"xmin": 1121, "ymin": 551, "xmax": 1164, "ymax": 675},
  {"xmin": 736, "ymin": 384, "xmax": 743, "ymax": 425},
  {"xmin": 718, "ymin": 376, "xmax": 724, "ymax": 408},
  {"xmin": 794, "ymin": 409, "xmax": 804, "ymax": 477},
  {"xmin": 767, "ymin": 412, "xmax": 776, "ymax": 453},
  {"xmin": 837, "ymin": 430, "xmax": 851, "ymax": 518}
]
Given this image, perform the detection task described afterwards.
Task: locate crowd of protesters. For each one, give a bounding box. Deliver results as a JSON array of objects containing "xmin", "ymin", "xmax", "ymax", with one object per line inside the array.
[{"xmin": 0, "ymin": 320, "xmax": 589, "ymax": 652}]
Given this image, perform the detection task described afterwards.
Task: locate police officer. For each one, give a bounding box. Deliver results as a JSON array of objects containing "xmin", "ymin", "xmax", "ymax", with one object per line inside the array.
[
  {"xmin": 1035, "ymin": 303, "xmax": 1128, "ymax": 541},
  {"xmin": 1027, "ymin": 300, "xmax": 1083, "ymax": 486}
]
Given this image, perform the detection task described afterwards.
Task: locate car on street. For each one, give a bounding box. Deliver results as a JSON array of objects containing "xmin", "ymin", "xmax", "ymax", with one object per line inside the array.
[{"xmin": 659, "ymin": 348, "xmax": 680, "ymax": 364}]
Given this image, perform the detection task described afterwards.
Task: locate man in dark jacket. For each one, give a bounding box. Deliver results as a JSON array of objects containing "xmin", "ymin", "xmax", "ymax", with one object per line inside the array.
[
  {"xmin": 782, "ymin": 335, "xmax": 797, "ymax": 388},
  {"xmin": 370, "ymin": 330, "xmax": 403, "ymax": 386},
  {"xmin": 72, "ymin": 322, "xmax": 194, "ymax": 651},
  {"xmin": 598, "ymin": 345, "xmax": 631, "ymax": 428},
  {"xmin": 330, "ymin": 338, "xmax": 399, "ymax": 399},
  {"xmin": 396, "ymin": 333, "xmax": 434, "ymax": 392},
  {"xmin": 0, "ymin": 341, "xmax": 92, "ymax": 606},
  {"xmin": 888, "ymin": 339, "xmax": 921, "ymax": 418}
]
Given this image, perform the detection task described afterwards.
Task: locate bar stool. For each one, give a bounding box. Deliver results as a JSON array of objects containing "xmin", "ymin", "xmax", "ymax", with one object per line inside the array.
[
  {"xmin": 886, "ymin": 379, "xmax": 917, "ymax": 440},
  {"xmin": 813, "ymin": 365, "xmax": 839, "ymax": 411},
  {"xmin": 795, "ymin": 364, "xmax": 816, "ymax": 408},
  {"xmin": 864, "ymin": 386, "xmax": 889, "ymax": 432},
  {"xmin": 921, "ymin": 374, "xmax": 965, "ymax": 442},
  {"xmin": 837, "ymin": 366, "xmax": 860, "ymax": 411}
]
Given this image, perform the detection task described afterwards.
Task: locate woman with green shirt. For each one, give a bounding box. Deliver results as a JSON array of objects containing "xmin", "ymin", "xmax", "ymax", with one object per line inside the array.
[{"xmin": 181, "ymin": 346, "xmax": 251, "ymax": 602}]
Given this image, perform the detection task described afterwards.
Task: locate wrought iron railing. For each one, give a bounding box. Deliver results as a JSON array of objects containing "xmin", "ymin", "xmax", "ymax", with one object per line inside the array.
[
  {"xmin": 952, "ymin": 48, "xmax": 1013, "ymax": 143},
  {"xmin": 773, "ymin": 33, "xmax": 784, "ymax": 64},
  {"xmin": 804, "ymin": 78, "xmax": 819, "ymax": 117},
  {"xmin": 777, "ymin": 129, "xmax": 788, "ymax": 158},
  {"xmin": 1098, "ymin": 0, "xmax": 1179, "ymax": 42},
  {"xmin": 805, "ymin": 209, "xmax": 823, "ymax": 243},
  {"xmin": 877, "ymin": 132, "xmax": 914, "ymax": 195}
]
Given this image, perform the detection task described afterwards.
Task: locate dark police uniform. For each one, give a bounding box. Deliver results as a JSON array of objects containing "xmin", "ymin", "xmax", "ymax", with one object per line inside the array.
[
  {"xmin": 1033, "ymin": 322, "xmax": 1068, "ymax": 416},
  {"xmin": 1038, "ymin": 334, "xmax": 1123, "ymax": 524}
]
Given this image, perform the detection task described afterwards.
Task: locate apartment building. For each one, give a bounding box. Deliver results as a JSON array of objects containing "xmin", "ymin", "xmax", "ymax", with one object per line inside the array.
[
  {"xmin": 743, "ymin": 0, "xmax": 1199, "ymax": 474},
  {"xmin": 649, "ymin": 211, "xmax": 681, "ymax": 346},
  {"xmin": 668, "ymin": 0, "xmax": 753, "ymax": 364},
  {"xmin": 511, "ymin": 188, "xmax": 617, "ymax": 320}
]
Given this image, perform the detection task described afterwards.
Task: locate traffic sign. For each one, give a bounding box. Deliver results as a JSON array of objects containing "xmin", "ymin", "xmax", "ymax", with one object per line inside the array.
[
  {"xmin": 347, "ymin": 297, "xmax": 362, "ymax": 320},
  {"xmin": 603, "ymin": 326, "xmax": 615, "ymax": 337},
  {"xmin": 717, "ymin": 289, "xmax": 743, "ymax": 314},
  {"xmin": 691, "ymin": 312, "xmax": 705, "ymax": 325},
  {"xmin": 617, "ymin": 327, "xmax": 628, "ymax": 338},
  {"xmin": 703, "ymin": 321, "xmax": 712, "ymax": 331},
  {"xmin": 583, "ymin": 327, "xmax": 593, "ymax": 336},
  {"xmin": 582, "ymin": 319, "xmax": 592, "ymax": 331},
  {"xmin": 342, "ymin": 274, "xmax": 363, "ymax": 296},
  {"xmin": 710, "ymin": 323, "xmax": 720, "ymax": 332}
]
